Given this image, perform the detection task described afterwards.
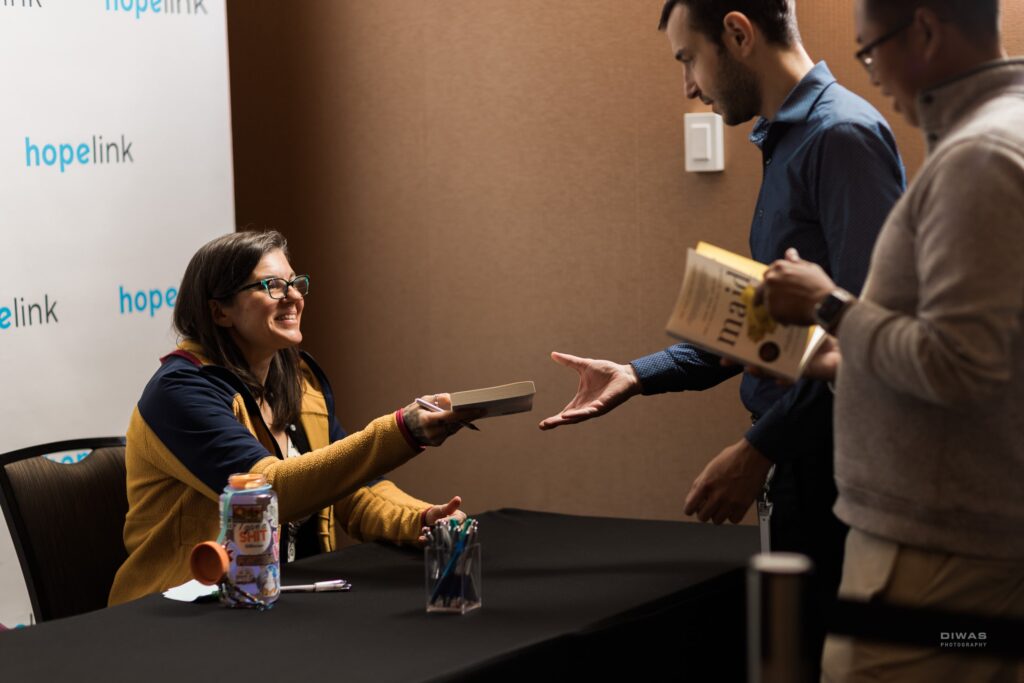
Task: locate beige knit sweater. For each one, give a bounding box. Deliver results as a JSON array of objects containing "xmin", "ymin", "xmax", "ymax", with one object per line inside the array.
[{"xmin": 834, "ymin": 59, "xmax": 1024, "ymax": 559}]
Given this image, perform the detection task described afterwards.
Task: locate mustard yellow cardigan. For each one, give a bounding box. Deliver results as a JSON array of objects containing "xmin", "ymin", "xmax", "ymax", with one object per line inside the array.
[{"xmin": 109, "ymin": 342, "xmax": 430, "ymax": 605}]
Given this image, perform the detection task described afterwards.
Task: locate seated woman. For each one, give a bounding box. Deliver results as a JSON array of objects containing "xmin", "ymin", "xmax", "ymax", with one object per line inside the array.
[{"xmin": 110, "ymin": 231, "xmax": 474, "ymax": 604}]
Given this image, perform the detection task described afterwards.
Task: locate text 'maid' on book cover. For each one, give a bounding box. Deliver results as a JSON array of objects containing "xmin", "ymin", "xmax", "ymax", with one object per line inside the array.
[{"xmin": 665, "ymin": 242, "xmax": 825, "ymax": 381}]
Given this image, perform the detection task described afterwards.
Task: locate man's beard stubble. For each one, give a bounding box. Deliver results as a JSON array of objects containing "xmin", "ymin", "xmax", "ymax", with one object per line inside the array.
[{"xmin": 715, "ymin": 50, "xmax": 763, "ymax": 125}]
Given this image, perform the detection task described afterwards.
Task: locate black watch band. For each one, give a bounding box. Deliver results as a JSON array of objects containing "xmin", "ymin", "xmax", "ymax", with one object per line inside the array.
[{"xmin": 813, "ymin": 289, "xmax": 854, "ymax": 334}]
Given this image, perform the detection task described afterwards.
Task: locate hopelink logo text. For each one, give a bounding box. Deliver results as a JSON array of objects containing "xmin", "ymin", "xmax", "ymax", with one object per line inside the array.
[
  {"xmin": 105, "ymin": 0, "xmax": 207, "ymax": 19},
  {"xmin": 0, "ymin": 295, "xmax": 58, "ymax": 331},
  {"xmin": 25, "ymin": 134, "xmax": 134, "ymax": 173},
  {"xmin": 120, "ymin": 285, "xmax": 177, "ymax": 317}
]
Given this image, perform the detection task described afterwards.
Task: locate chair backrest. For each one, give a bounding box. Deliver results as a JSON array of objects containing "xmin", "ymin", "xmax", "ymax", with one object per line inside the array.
[{"xmin": 0, "ymin": 437, "xmax": 128, "ymax": 622}]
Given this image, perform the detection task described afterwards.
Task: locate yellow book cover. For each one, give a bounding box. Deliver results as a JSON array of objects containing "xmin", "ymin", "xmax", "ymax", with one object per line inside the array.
[{"xmin": 665, "ymin": 243, "xmax": 825, "ymax": 381}]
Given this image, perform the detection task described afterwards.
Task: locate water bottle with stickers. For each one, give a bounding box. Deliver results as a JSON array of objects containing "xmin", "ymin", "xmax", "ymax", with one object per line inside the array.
[{"xmin": 222, "ymin": 472, "xmax": 280, "ymax": 607}]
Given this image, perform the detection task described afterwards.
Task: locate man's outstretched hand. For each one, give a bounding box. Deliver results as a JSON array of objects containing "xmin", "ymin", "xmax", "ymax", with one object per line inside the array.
[{"xmin": 538, "ymin": 352, "xmax": 642, "ymax": 430}]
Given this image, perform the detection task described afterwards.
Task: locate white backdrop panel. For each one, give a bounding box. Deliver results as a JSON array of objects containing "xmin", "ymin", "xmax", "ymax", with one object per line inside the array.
[{"xmin": 0, "ymin": 0, "xmax": 234, "ymax": 627}]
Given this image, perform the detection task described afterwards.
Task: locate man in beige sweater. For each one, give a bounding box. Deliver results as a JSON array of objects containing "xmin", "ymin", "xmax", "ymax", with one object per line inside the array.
[{"xmin": 759, "ymin": 0, "xmax": 1024, "ymax": 681}]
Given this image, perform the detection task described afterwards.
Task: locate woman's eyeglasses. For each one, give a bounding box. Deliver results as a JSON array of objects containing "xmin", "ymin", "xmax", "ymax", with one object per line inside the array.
[{"xmin": 234, "ymin": 275, "xmax": 311, "ymax": 300}]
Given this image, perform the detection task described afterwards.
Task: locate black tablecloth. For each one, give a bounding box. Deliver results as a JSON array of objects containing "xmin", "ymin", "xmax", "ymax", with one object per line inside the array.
[{"xmin": 0, "ymin": 509, "xmax": 758, "ymax": 681}]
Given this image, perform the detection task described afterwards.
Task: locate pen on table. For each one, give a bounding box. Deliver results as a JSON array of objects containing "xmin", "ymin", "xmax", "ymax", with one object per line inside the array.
[
  {"xmin": 414, "ymin": 397, "xmax": 480, "ymax": 431},
  {"xmin": 280, "ymin": 579, "xmax": 351, "ymax": 593}
]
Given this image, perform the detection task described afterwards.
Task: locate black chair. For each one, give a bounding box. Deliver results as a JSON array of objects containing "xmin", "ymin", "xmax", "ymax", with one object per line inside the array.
[{"xmin": 0, "ymin": 437, "xmax": 128, "ymax": 622}]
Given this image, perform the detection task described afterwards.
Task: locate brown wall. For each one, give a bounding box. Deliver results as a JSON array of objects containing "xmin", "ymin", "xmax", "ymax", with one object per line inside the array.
[{"xmin": 227, "ymin": 1, "xmax": 1024, "ymax": 523}]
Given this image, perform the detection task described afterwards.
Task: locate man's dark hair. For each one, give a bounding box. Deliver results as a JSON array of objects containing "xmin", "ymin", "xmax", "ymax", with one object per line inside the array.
[
  {"xmin": 865, "ymin": 0, "xmax": 1000, "ymax": 42},
  {"xmin": 658, "ymin": 0, "xmax": 800, "ymax": 47}
]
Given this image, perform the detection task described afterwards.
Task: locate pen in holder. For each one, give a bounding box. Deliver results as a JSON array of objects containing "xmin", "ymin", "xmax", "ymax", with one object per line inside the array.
[{"xmin": 424, "ymin": 518, "xmax": 481, "ymax": 614}]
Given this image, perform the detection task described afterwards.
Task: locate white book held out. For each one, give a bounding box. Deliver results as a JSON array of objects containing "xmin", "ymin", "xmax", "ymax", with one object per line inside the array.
[
  {"xmin": 449, "ymin": 381, "xmax": 536, "ymax": 418},
  {"xmin": 665, "ymin": 242, "xmax": 827, "ymax": 382}
]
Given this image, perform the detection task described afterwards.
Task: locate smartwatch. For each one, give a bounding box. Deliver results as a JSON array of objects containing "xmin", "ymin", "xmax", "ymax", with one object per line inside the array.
[{"xmin": 813, "ymin": 288, "xmax": 855, "ymax": 334}]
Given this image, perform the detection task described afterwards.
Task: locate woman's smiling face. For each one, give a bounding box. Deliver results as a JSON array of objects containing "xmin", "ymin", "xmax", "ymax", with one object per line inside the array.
[{"xmin": 214, "ymin": 248, "xmax": 304, "ymax": 361}]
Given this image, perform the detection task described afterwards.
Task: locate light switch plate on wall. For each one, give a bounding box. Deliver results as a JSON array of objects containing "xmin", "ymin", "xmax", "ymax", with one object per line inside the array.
[{"xmin": 684, "ymin": 112, "xmax": 725, "ymax": 172}]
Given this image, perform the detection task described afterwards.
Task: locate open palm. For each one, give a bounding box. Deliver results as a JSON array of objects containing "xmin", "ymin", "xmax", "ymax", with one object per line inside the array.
[{"xmin": 538, "ymin": 352, "xmax": 641, "ymax": 430}]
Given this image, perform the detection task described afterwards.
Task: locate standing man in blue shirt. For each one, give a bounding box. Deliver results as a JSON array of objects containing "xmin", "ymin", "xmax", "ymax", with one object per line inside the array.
[{"xmin": 539, "ymin": 0, "xmax": 905, "ymax": 663}]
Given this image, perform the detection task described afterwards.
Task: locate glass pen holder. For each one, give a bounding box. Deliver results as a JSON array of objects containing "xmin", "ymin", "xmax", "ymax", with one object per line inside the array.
[{"xmin": 425, "ymin": 540, "xmax": 481, "ymax": 614}]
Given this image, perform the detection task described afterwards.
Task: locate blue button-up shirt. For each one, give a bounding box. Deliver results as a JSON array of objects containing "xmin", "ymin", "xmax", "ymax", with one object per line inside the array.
[{"xmin": 632, "ymin": 62, "xmax": 905, "ymax": 462}]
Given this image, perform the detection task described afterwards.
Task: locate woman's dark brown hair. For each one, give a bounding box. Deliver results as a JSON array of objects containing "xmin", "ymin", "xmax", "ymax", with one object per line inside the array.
[{"xmin": 173, "ymin": 230, "xmax": 303, "ymax": 431}]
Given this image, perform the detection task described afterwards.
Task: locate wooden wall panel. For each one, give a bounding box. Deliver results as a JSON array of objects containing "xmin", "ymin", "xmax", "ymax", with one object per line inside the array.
[{"xmin": 228, "ymin": 0, "xmax": 1024, "ymax": 522}]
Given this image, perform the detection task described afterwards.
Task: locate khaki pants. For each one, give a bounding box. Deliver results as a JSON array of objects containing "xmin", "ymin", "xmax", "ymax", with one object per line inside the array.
[{"xmin": 822, "ymin": 528, "xmax": 1024, "ymax": 683}]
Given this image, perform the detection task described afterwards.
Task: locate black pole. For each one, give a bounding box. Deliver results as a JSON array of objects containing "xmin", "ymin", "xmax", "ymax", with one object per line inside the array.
[{"xmin": 748, "ymin": 552, "xmax": 815, "ymax": 683}]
